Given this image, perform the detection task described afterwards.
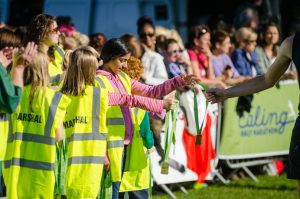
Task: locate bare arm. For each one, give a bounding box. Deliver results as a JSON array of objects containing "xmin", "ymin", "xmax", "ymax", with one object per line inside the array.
[{"xmin": 206, "ymin": 36, "xmax": 294, "ymax": 103}]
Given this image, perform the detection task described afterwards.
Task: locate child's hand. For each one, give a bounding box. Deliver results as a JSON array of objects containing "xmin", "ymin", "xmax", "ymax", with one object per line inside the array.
[
  {"xmin": 147, "ymin": 146, "xmax": 156, "ymax": 154},
  {"xmin": 163, "ymin": 98, "xmax": 178, "ymax": 110}
]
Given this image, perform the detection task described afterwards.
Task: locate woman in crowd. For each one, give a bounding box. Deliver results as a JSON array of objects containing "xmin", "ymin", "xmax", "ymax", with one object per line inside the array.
[
  {"xmin": 137, "ymin": 16, "xmax": 169, "ymax": 85},
  {"xmin": 231, "ymin": 27, "xmax": 262, "ymax": 77}
]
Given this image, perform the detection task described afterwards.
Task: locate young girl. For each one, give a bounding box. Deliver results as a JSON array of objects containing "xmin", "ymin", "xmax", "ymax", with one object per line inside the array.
[
  {"xmin": 97, "ymin": 38, "xmax": 200, "ymax": 198},
  {"xmin": 23, "ymin": 14, "xmax": 64, "ymax": 85},
  {"xmin": 3, "ymin": 51, "xmax": 70, "ymax": 199},
  {"xmin": 60, "ymin": 46, "xmax": 175, "ymax": 198}
]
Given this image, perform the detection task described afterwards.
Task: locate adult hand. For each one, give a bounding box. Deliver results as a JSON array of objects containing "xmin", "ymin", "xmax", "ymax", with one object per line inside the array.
[
  {"xmin": 147, "ymin": 146, "xmax": 156, "ymax": 154},
  {"xmin": 205, "ymin": 88, "xmax": 228, "ymax": 104}
]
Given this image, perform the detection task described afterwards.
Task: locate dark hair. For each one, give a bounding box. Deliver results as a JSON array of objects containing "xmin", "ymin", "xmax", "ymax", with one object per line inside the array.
[
  {"xmin": 187, "ymin": 25, "xmax": 210, "ymax": 49},
  {"xmin": 120, "ymin": 33, "xmax": 145, "ymax": 59},
  {"xmin": 211, "ymin": 30, "xmax": 230, "ymax": 50},
  {"xmin": 258, "ymin": 21, "xmax": 280, "ymax": 47},
  {"xmin": 164, "ymin": 38, "xmax": 178, "ymax": 50},
  {"xmin": 89, "ymin": 32, "xmax": 107, "ymax": 53},
  {"xmin": 101, "ymin": 38, "xmax": 130, "ymax": 63},
  {"xmin": 137, "ymin": 15, "xmax": 155, "ymax": 36},
  {"xmin": 0, "ymin": 28, "xmax": 22, "ymax": 50},
  {"xmin": 23, "ymin": 14, "xmax": 56, "ymax": 46}
]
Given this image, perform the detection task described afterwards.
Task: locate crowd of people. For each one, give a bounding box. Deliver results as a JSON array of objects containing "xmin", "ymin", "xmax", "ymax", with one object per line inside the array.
[{"xmin": 0, "ymin": 2, "xmax": 299, "ymax": 199}]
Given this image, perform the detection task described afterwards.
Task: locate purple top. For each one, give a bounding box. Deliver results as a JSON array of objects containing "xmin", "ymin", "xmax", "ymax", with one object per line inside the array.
[{"xmin": 212, "ymin": 53, "xmax": 240, "ymax": 78}]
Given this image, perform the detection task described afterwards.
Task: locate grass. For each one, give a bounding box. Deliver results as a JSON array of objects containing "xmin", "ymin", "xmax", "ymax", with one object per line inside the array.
[{"xmin": 152, "ymin": 174, "xmax": 298, "ymax": 199}]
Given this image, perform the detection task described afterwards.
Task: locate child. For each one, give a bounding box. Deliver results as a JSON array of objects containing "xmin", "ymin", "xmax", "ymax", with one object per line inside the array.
[
  {"xmin": 60, "ymin": 46, "xmax": 175, "ymax": 198},
  {"xmin": 97, "ymin": 38, "xmax": 200, "ymax": 198},
  {"xmin": 3, "ymin": 51, "xmax": 70, "ymax": 198}
]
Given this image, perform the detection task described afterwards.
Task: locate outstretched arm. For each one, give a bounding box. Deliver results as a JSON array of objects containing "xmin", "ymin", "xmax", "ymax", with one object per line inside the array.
[
  {"xmin": 108, "ymin": 92, "xmax": 177, "ymax": 114},
  {"xmin": 206, "ymin": 35, "xmax": 294, "ymax": 103}
]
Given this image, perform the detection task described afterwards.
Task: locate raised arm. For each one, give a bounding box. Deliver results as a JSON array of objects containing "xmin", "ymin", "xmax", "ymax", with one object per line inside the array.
[{"xmin": 206, "ymin": 35, "xmax": 294, "ymax": 103}]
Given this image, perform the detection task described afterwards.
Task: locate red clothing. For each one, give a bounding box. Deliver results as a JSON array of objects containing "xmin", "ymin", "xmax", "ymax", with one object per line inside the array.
[
  {"xmin": 183, "ymin": 113, "xmax": 215, "ymax": 183},
  {"xmin": 187, "ymin": 49, "xmax": 207, "ymax": 78}
]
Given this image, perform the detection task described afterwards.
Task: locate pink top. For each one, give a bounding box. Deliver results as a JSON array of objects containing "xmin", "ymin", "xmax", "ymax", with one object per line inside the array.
[
  {"xmin": 97, "ymin": 69, "xmax": 186, "ymax": 145},
  {"xmin": 187, "ymin": 49, "xmax": 207, "ymax": 78}
]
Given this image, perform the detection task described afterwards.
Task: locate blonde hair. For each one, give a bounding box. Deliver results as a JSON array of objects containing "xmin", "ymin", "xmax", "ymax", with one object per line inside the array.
[
  {"xmin": 24, "ymin": 52, "xmax": 49, "ymax": 112},
  {"xmin": 61, "ymin": 46, "xmax": 99, "ymax": 96},
  {"xmin": 235, "ymin": 27, "xmax": 257, "ymax": 46},
  {"xmin": 121, "ymin": 56, "xmax": 144, "ymax": 80}
]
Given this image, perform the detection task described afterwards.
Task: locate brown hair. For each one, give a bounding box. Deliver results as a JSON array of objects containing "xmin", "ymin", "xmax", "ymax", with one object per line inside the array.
[
  {"xmin": 211, "ymin": 30, "xmax": 230, "ymax": 49},
  {"xmin": 187, "ymin": 25, "xmax": 210, "ymax": 49},
  {"xmin": 0, "ymin": 28, "xmax": 22, "ymax": 50}
]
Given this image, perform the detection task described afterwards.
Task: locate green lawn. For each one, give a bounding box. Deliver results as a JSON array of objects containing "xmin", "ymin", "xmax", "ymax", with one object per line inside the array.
[{"xmin": 152, "ymin": 174, "xmax": 298, "ymax": 199}]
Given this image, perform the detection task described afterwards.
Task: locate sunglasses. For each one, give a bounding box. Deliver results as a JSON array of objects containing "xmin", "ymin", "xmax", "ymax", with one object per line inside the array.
[{"xmin": 140, "ymin": 33, "xmax": 155, "ymax": 38}]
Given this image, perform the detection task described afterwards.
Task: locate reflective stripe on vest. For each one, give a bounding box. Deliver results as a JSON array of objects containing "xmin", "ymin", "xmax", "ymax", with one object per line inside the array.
[
  {"xmin": 95, "ymin": 76, "xmax": 106, "ymax": 89},
  {"xmin": 68, "ymin": 156, "xmax": 105, "ymax": 165},
  {"xmin": 67, "ymin": 132, "xmax": 106, "ymax": 142},
  {"xmin": 50, "ymin": 74, "xmax": 61, "ymax": 84},
  {"xmin": 4, "ymin": 158, "xmax": 55, "ymax": 170},
  {"xmin": 7, "ymin": 132, "xmax": 56, "ymax": 145},
  {"xmin": 107, "ymin": 117, "xmax": 124, "ymax": 125},
  {"xmin": 107, "ymin": 140, "xmax": 124, "ymax": 148},
  {"xmin": 45, "ymin": 92, "xmax": 63, "ymax": 136}
]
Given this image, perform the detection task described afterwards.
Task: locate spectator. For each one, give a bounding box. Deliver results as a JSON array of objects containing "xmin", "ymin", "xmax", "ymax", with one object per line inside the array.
[
  {"xmin": 187, "ymin": 24, "xmax": 226, "ymax": 88},
  {"xmin": 232, "ymin": 27, "xmax": 262, "ymax": 77},
  {"xmin": 211, "ymin": 30, "xmax": 249, "ymax": 85},
  {"xmin": 89, "ymin": 32, "xmax": 107, "ymax": 54},
  {"xmin": 256, "ymin": 21, "xmax": 280, "ymax": 73},
  {"xmin": 137, "ymin": 15, "xmax": 168, "ymax": 85}
]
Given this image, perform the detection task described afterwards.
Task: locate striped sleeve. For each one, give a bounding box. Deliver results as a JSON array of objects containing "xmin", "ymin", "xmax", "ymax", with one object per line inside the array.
[{"xmin": 108, "ymin": 92, "xmax": 164, "ymax": 114}]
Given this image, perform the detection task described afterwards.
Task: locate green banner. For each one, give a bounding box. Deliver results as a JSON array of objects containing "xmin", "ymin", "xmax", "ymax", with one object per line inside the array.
[{"xmin": 219, "ymin": 81, "xmax": 299, "ymax": 159}]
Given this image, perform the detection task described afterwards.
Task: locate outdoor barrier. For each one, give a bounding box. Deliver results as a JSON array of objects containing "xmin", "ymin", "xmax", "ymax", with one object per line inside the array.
[{"xmin": 219, "ymin": 80, "xmax": 298, "ymax": 159}]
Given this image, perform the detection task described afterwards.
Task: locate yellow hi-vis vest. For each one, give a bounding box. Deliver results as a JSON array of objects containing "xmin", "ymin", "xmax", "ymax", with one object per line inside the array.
[
  {"xmin": 49, "ymin": 45, "xmax": 64, "ymax": 85},
  {"xmin": 120, "ymin": 108, "xmax": 150, "ymax": 192},
  {"xmin": 0, "ymin": 113, "xmax": 9, "ymax": 161},
  {"xmin": 64, "ymin": 84, "xmax": 108, "ymax": 199},
  {"xmin": 3, "ymin": 86, "xmax": 70, "ymax": 199},
  {"xmin": 96, "ymin": 71, "xmax": 133, "ymax": 182}
]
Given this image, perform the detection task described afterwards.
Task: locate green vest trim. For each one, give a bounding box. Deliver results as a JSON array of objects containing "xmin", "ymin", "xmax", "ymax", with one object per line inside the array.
[
  {"xmin": 67, "ymin": 156, "xmax": 105, "ymax": 165},
  {"xmin": 107, "ymin": 140, "xmax": 124, "ymax": 148},
  {"xmin": 7, "ymin": 132, "xmax": 56, "ymax": 145},
  {"xmin": 106, "ymin": 117, "xmax": 124, "ymax": 125},
  {"xmin": 4, "ymin": 157, "xmax": 55, "ymax": 170},
  {"xmin": 45, "ymin": 92, "xmax": 63, "ymax": 136},
  {"xmin": 67, "ymin": 132, "xmax": 106, "ymax": 142}
]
